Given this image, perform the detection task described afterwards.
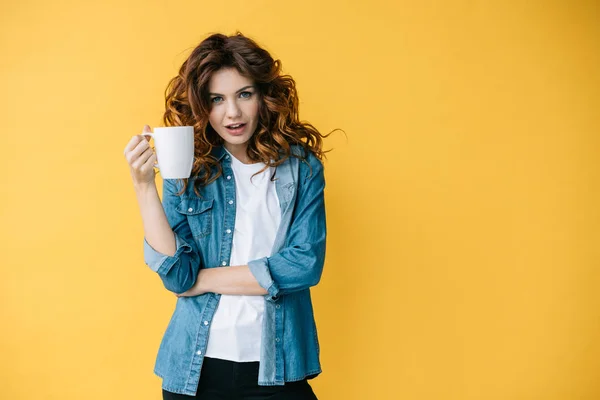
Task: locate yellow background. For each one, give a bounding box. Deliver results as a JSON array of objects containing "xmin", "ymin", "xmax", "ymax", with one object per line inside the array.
[{"xmin": 1, "ymin": 1, "xmax": 599, "ymax": 399}]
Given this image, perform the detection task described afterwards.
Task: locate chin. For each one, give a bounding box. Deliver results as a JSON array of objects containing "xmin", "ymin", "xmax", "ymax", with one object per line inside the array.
[
  {"xmin": 222, "ymin": 132, "xmax": 254, "ymax": 144},
  {"xmin": 227, "ymin": 134, "xmax": 248, "ymax": 142}
]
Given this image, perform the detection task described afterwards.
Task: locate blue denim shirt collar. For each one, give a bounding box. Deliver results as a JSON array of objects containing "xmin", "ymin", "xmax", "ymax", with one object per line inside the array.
[{"xmin": 210, "ymin": 144, "xmax": 227, "ymax": 162}]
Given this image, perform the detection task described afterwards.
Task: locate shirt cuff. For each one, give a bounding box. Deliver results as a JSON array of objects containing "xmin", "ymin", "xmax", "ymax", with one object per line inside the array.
[
  {"xmin": 143, "ymin": 234, "xmax": 193, "ymax": 275},
  {"xmin": 248, "ymin": 257, "xmax": 280, "ymax": 300}
]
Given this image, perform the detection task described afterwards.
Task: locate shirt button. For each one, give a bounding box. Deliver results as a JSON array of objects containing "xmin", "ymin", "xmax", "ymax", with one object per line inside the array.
[
  {"xmin": 228, "ymin": 200, "xmax": 234, "ymax": 205},
  {"xmin": 275, "ymin": 338, "xmax": 280, "ymax": 343},
  {"xmin": 226, "ymin": 229, "xmax": 232, "ymax": 234},
  {"xmin": 203, "ymin": 321, "xmax": 209, "ymax": 326},
  {"xmin": 188, "ymin": 208, "xmax": 193, "ymax": 212},
  {"xmin": 221, "ymin": 261, "xmax": 227, "ymax": 266},
  {"xmin": 196, "ymin": 350, "xmax": 202, "ymax": 355},
  {"xmin": 225, "ymin": 155, "xmax": 230, "ymax": 159},
  {"xmin": 227, "ymin": 175, "xmax": 231, "ymax": 180},
  {"xmin": 276, "ymin": 304, "xmax": 280, "ymax": 309}
]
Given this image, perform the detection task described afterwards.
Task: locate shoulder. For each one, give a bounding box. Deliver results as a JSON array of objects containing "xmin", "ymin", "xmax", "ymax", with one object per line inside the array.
[
  {"xmin": 162, "ymin": 178, "xmax": 181, "ymax": 194},
  {"xmin": 289, "ymin": 145, "xmax": 324, "ymax": 185},
  {"xmin": 162, "ymin": 177, "xmax": 196, "ymax": 197},
  {"xmin": 290, "ymin": 144, "xmax": 322, "ymax": 166}
]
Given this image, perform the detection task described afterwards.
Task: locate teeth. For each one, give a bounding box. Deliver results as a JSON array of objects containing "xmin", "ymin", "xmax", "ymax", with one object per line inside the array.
[{"xmin": 229, "ymin": 124, "xmax": 243, "ymax": 129}]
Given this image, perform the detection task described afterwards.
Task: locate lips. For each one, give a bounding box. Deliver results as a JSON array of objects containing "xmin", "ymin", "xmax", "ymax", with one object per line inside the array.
[
  {"xmin": 224, "ymin": 123, "xmax": 247, "ymax": 136},
  {"xmin": 225, "ymin": 123, "xmax": 246, "ymax": 129}
]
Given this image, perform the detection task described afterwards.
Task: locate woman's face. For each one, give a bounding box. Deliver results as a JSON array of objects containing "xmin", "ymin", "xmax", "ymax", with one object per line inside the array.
[{"xmin": 207, "ymin": 68, "xmax": 260, "ymax": 160}]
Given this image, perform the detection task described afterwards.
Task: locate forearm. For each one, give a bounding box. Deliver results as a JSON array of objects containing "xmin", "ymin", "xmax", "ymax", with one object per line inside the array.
[
  {"xmin": 135, "ymin": 182, "xmax": 176, "ymax": 256},
  {"xmin": 195, "ymin": 265, "xmax": 268, "ymax": 296}
]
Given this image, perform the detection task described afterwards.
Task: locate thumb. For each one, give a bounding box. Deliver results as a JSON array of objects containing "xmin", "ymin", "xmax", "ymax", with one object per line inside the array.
[{"xmin": 142, "ymin": 124, "xmax": 152, "ymax": 140}]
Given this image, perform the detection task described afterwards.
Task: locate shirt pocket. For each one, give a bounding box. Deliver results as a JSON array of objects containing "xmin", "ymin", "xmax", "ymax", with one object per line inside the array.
[{"xmin": 176, "ymin": 197, "xmax": 214, "ymax": 239}]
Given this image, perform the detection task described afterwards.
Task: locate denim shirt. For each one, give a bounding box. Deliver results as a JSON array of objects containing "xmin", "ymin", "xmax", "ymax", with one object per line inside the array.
[{"xmin": 143, "ymin": 144, "xmax": 326, "ymax": 396}]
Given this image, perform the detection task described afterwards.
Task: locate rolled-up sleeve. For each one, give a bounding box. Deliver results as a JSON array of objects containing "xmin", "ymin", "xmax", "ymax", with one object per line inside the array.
[
  {"xmin": 247, "ymin": 256, "xmax": 280, "ymax": 299},
  {"xmin": 142, "ymin": 178, "xmax": 202, "ymax": 294},
  {"xmin": 143, "ymin": 233, "xmax": 194, "ymax": 275},
  {"xmin": 248, "ymin": 153, "xmax": 326, "ymax": 300}
]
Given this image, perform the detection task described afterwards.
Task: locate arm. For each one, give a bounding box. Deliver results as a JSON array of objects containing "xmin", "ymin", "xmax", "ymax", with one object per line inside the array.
[
  {"xmin": 142, "ymin": 178, "xmax": 202, "ymax": 294},
  {"xmin": 177, "ymin": 266, "xmax": 268, "ymax": 297},
  {"xmin": 136, "ymin": 183, "xmax": 176, "ymax": 256},
  {"xmin": 178, "ymin": 153, "xmax": 326, "ymax": 298},
  {"xmin": 247, "ymin": 153, "xmax": 326, "ymax": 299}
]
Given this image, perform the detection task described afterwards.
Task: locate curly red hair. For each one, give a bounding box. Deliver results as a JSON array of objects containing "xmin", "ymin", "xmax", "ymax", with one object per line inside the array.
[{"xmin": 161, "ymin": 31, "xmax": 335, "ymax": 195}]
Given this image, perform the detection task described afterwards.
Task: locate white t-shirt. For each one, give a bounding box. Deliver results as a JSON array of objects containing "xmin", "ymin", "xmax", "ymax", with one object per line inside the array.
[{"xmin": 204, "ymin": 149, "xmax": 281, "ymax": 362}]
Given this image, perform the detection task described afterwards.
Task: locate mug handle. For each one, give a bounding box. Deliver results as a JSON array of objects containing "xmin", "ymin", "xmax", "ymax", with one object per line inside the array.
[{"xmin": 141, "ymin": 132, "xmax": 160, "ymax": 170}]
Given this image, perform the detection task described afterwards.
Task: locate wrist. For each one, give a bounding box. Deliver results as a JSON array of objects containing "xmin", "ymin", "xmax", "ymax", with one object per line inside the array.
[
  {"xmin": 133, "ymin": 181, "xmax": 157, "ymax": 196},
  {"xmin": 197, "ymin": 269, "xmax": 211, "ymax": 294}
]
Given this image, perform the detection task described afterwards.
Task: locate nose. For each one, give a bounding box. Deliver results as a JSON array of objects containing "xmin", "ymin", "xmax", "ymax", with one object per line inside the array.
[{"xmin": 225, "ymin": 100, "xmax": 242, "ymax": 118}]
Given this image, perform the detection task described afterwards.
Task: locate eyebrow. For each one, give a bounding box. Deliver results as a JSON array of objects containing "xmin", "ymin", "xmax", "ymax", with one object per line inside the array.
[{"xmin": 209, "ymin": 85, "xmax": 255, "ymax": 96}]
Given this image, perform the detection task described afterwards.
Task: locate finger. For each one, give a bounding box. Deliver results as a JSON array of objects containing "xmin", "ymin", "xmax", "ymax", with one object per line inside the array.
[
  {"xmin": 123, "ymin": 135, "xmax": 143, "ymax": 154},
  {"xmin": 124, "ymin": 131, "xmax": 150, "ymax": 160},
  {"xmin": 133, "ymin": 148, "xmax": 155, "ymax": 171},
  {"xmin": 142, "ymin": 125, "xmax": 152, "ymax": 142},
  {"xmin": 141, "ymin": 152, "xmax": 158, "ymax": 170},
  {"xmin": 138, "ymin": 145, "xmax": 155, "ymax": 164},
  {"xmin": 131, "ymin": 146, "xmax": 154, "ymax": 170},
  {"xmin": 126, "ymin": 137, "xmax": 151, "ymax": 164}
]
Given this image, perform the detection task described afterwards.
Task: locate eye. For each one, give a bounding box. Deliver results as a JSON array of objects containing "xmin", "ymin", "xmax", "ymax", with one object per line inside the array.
[
  {"xmin": 211, "ymin": 96, "xmax": 223, "ymax": 104},
  {"xmin": 240, "ymin": 91, "xmax": 253, "ymax": 99}
]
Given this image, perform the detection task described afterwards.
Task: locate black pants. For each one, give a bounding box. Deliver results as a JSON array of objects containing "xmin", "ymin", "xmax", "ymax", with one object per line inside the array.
[{"xmin": 162, "ymin": 357, "xmax": 318, "ymax": 400}]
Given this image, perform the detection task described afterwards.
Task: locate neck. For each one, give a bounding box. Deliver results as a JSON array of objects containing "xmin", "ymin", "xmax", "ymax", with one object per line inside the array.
[{"xmin": 224, "ymin": 143, "xmax": 254, "ymax": 164}]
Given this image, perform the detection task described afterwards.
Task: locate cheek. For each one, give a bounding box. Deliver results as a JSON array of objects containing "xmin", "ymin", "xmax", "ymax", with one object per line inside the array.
[
  {"xmin": 208, "ymin": 109, "xmax": 220, "ymax": 128},
  {"xmin": 246, "ymin": 100, "xmax": 260, "ymax": 119}
]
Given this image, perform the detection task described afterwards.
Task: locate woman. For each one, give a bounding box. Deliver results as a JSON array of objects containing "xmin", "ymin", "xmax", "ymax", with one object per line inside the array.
[{"xmin": 123, "ymin": 32, "xmax": 330, "ymax": 399}]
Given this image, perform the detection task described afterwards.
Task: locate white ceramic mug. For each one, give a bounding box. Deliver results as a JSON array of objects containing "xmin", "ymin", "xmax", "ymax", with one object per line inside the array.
[{"xmin": 145, "ymin": 126, "xmax": 194, "ymax": 179}]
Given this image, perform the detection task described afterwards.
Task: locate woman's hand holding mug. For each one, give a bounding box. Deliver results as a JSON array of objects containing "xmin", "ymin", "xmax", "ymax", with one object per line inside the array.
[{"xmin": 124, "ymin": 125, "xmax": 157, "ymax": 188}]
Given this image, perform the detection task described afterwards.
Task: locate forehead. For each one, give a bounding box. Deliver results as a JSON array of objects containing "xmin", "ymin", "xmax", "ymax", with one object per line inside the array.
[{"xmin": 208, "ymin": 68, "xmax": 254, "ymax": 93}]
